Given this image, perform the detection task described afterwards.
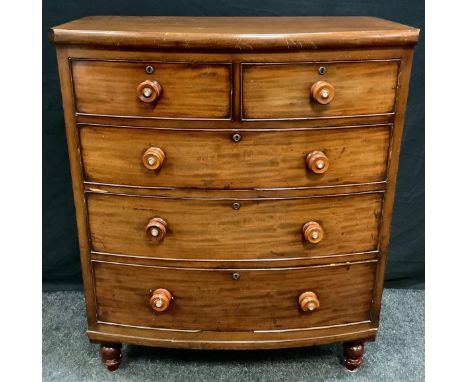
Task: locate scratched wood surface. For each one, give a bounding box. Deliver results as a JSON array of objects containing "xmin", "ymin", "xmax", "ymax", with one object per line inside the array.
[
  {"xmin": 87, "ymin": 192, "xmax": 383, "ymax": 260},
  {"xmin": 93, "ymin": 260, "xmax": 375, "ymax": 331},
  {"xmin": 72, "ymin": 60, "xmax": 232, "ymax": 119},
  {"xmin": 242, "ymin": 61, "xmax": 399, "ymax": 119},
  {"xmin": 51, "ymin": 16, "xmax": 419, "ymax": 50}
]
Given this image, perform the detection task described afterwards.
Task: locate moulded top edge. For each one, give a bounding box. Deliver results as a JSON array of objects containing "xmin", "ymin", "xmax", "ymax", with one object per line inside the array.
[{"xmin": 50, "ymin": 16, "xmax": 420, "ymax": 51}]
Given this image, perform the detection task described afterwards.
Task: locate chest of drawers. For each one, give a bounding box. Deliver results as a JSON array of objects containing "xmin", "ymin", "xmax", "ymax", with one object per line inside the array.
[{"xmin": 51, "ymin": 16, "xmax": 419, "ymax": 372}]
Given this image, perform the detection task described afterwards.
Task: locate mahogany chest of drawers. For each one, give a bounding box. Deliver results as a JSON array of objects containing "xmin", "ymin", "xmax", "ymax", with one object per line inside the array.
[{"xmin": 51, "ymin": 16, "xmax": 419, "ymax": 371}]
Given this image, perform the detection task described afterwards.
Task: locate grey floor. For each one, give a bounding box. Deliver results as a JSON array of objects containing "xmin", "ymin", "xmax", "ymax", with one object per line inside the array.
[{"xmin": 43, "ymin": 289, "xmax": 424, "ymax": 382}]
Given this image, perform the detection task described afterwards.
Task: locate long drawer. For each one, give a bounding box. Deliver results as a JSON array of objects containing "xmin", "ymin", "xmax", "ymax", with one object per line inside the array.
[
  {"xmin": 86, "ymin": 192, "xmax": 383, "ymax": 260},
  {"xmin": 71, "ymin": 60, "xmax": 232, "ymax": 119},
  {"xmin": 80, "ymin": 125, "xmax": 390, "ymax": 189},
  {"xmin": 242, "ymin": 60, "xmax": 399, "ymax": 120},
  {"xmin": 93, "ymin": 260, "xmax": 376, "ymax": 331}
]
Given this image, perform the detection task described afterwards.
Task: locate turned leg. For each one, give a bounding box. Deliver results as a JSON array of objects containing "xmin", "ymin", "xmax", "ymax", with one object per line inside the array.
[
  {"xmin": 343, "ymin": 341, "xmax": 364, "ymax": 371},
  {"xmin": 100, "ymin": 343, "xmax": 122, "ymax": 372}
]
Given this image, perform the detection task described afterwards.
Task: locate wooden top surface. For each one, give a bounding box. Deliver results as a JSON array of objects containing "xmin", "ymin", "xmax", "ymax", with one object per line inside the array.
[{"xmin": 50, "ymin": 16, "xmax": 419, "ymax": 50}]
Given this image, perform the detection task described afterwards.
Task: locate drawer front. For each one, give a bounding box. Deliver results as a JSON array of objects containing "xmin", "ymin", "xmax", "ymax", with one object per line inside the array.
[
  {"xmin": 242, "ymin": 61, "xmax": 398, "ymax": 119},
  {"xmin": 71, "ymin": 60, "xmax": 232, "ymax": 119},
  {"xmin": 87, "ymin": 193, "xmax": 382, "ymax": 260},
  {"xmin": 80, "ymin": 125, "xmax": 390, "ymax": 189},
  {"xmin": 93, "ymin": 260, "xmax": 375, "ymax": 331}
]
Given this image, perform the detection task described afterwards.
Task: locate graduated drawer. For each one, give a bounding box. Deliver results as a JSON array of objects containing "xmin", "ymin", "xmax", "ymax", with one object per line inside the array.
[
  {"xmin": 93, "ymin": 260, "xmax": 376, "ymax": 331},
  {"xmin": 71, "ymin": 60, "xmax": 232, "ymax": 119},
  {"xmin": 80, "ymin": 125, "xmax": 390, "ymax": 189},
  {"xmin": 87, "ymin": 193, "xmax": 383, "ymax": 261},
  {"xmin": 242, "ymin": 60, "xmax": 399, "ymax": 120}
]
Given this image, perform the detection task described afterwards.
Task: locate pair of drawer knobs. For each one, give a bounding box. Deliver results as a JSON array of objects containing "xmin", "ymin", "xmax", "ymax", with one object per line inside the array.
[
  {"xmin": 149, "ymin": 289, "xmax": 320, "ymax": 313},
  {"xmin": 146, "ymin": 218, "xmax": 324, "ymax": 244},
  {"xmin": 137, "ymin": 80, "xmax": 335, "ymax": 106},
  {"xmin": 143, "ymin": 147, "xmax": 330, "ymax": 175}
]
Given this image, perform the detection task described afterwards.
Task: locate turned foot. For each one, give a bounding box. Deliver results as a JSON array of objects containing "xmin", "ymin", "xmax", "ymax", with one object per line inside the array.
[
  {"xmin": 100, "ymin": 343, "xmax": 122, "ymax": 371},
  {"xmin": 343, "ymin": 341, "xmax": 364, "ymax": 371}
]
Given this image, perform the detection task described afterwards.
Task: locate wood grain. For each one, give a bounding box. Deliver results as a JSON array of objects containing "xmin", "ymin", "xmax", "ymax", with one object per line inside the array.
[
  {"xmin": 51, "ymin": 16, "xmax": 419, "ymax": 50},
  {"xmin": 311, "ymin": 81, "xmax": 335, "ymax": 105},
  {"xmin": 55, "ymin": 46, "xmax": 98, "ymax": 329},
  {"xmin": 242, "ymin": 61, "xmax": 399, "ymax": 119},
  {"xmin": 370, "ymin": 48, "xmax": 416, "ymax": 326},
  {"xmin": 93, "ymin": 260, "xmax": 376, "ymax": 331},
  {"xmin": 88, "ymin": 323, "xmax": 377, "ymax": 350},
  {"xmin": 72, "ymin": 60, "xmax": 232, "ymax": 119},
  {"xmin": 298, "ymin": 291, "xmax": 320, "ymax": 312},
  {"xmin": 77, "ymin": 112, "xmax": 394, "ymax": 129},
  {"xmin": 86, "ymin": 193, "xmax": 383, "ymax": 260},
  {"xmin": 149, "ymin": 288, "xmax": 172, "ymax": 312},
  {"xmin": 137, "ymin": 80, "xmax": 162, "ymax": 103},
  {"xmin": 51, "ymin": 17, "xmax": 419, "ymax": 359},
  {"xmin": 84, "ymin": 181, "xmax": 387, "ymax": 199},
  {"xmin": 90, "ymin": 248, "xmax": 379, "ymax": 269},
  {"xmin": 80, "ymin": 125, "xmax": 391, "ymax": 189},
  {"xmin": 67, "ymin": 45, "xmax": 411, "ymax": 130}
]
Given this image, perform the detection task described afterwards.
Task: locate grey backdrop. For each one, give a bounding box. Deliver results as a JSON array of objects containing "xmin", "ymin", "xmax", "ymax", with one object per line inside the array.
[{"xmin": 43, "ymin": 0, "xmax": 424, "ymax": 290}]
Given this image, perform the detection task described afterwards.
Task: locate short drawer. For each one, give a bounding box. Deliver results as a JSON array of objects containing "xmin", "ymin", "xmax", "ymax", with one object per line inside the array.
[
  {"xmin": 242, "ymin": 60, "xmax": 399, "ymax": 119},
  {"xmin": 93, "ymin": 260, "xmax": 376, "ymax": 331},
  {"xmin": 80, "ymin": 125, "xmax": 390, "ymax": 189},
  {"xmin": 87, "ymin": 193, "xmax": 383, "ymax": 260},
  {"xmin": 71, "ymin": 60, "xmax": 232, "ymax": 119}
]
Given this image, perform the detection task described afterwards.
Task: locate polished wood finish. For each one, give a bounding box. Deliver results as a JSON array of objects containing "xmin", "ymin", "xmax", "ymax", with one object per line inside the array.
[
  {"xmin": 87, "ymin": 193, "xmax": 382, "ymax": 260},
  {"xmin": 93, "ymin": 260, "xmax": 375, "ymax": 331},
  {"xmin": 100, "ymin": 343, "xmax": 122, "ymax": 372},
  {"xmin": 80, "ymin": 125, "xmax": 391, "ymax": 189},
  {"xmin": 371, "ymin": 49, "xmax": 415, "ymax": 329},
  {"xmin": 142, "ymin": 147, "xmax": 165, "ymax": 171},
  {"xmin": 72, "ymin": 60, "xmax": 232, "ymax": 119},
  {"xmin": 306, "ymin": 151, "xmax": 329, "ymax": 174},
  {"xmin": 90, "ymin": 247, "xmax": 379, "ymax": 270},
  {"xmin": 84, "ymin": 181, "xmax": 386, "ymax": 200},
  {"xmin": 311, "ymin": 81, "xmax": 335, "ymax": 105},
  {"xmin": 89, "ymin": 324, "xmax": 377, "ymax": 351},
  {"xmin": 137, "ymin": 80, "xmax": 162, "ymax": 104},
  {"xmin": 298, "ymin": 291, "xmax": 320, "ymax": 312},
  {"xmin": 51, "ymin": 16, "xmax": 419, "ymax": 50},
  {"xmin": 303, "ymin": 221, "xmax": 325, "ymax": 244},
  {"xmin": 344, "ymin": 341, "xmax": 365, "ymax": 371},
  {"xmin": 242, "ymin": 61, "xmax": 398, "ymax": 119},
  {"xmin": 145, "ymin": 217, "xmax": 167, "ymax": 242},
  {"xmin": 55, "ymin": 47, "xmax": 98, "ymax": 328},
  {"xmin": 52, "ymin": 16, "xmax": 418, "ymax": 371},
  {"xmin": 149, "ymin": 288, "xmax": 172, "ymax": 312}
]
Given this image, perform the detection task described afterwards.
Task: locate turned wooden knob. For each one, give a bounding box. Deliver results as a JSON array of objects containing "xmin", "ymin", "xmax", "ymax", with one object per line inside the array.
[
  {"xmin": 149, "ymin": 288, "xmax": 172, "ymax": 312},
  {"xmin": 142, "ymin": 147, "xmax": 165, "ymax": 171},
  {"xmin": 303, "ymin": 221, "xmax": 324, "ymax": 244},
  {"xmin": 299, "ymin": 291, "xmax": 320, "ymax": 312},
  {"xmin": 145, "ymin": 217, "xmax": 167, "ymax": 241},
  {"xmin": 137, "ymin": 80, "xmax": 163, "ymax": 103},
  {"xmin": 311, "ymin": 81, "xmax": 335, "ymax": 104},
  {"xmin": 306, "ymin": 151, "xmax": 329, "ymax": 174}
]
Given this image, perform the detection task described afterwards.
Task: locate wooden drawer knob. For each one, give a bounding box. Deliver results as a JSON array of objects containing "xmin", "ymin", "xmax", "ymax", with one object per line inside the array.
[
  {"xmin": 299, "ymin": 291, "xmax": 320, "ymax": 312},
  {"xmin": 303, "ymin": 221, "xmax": 324, "ymax": 244},
  {"xmin": 311, "ymin": 81, "xmax": 335, "ymax": 104},
  {"xmin": 142, "ymin": 147, "xmax": 165, "ymax": 171},
  {"xmin": 137, "ymin": 80, "xmax": 163, "ymax": 103},
  {"xmin": 149, "ymin": 288, "xmax": 172, "ymax": 312},
  {"xmin": 306, "ymin": 151, "xmax": 329, "ymax": 174},
  {"xmin": 145, "ymin": 217, "xmax": 167, "ymax": 241}
]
